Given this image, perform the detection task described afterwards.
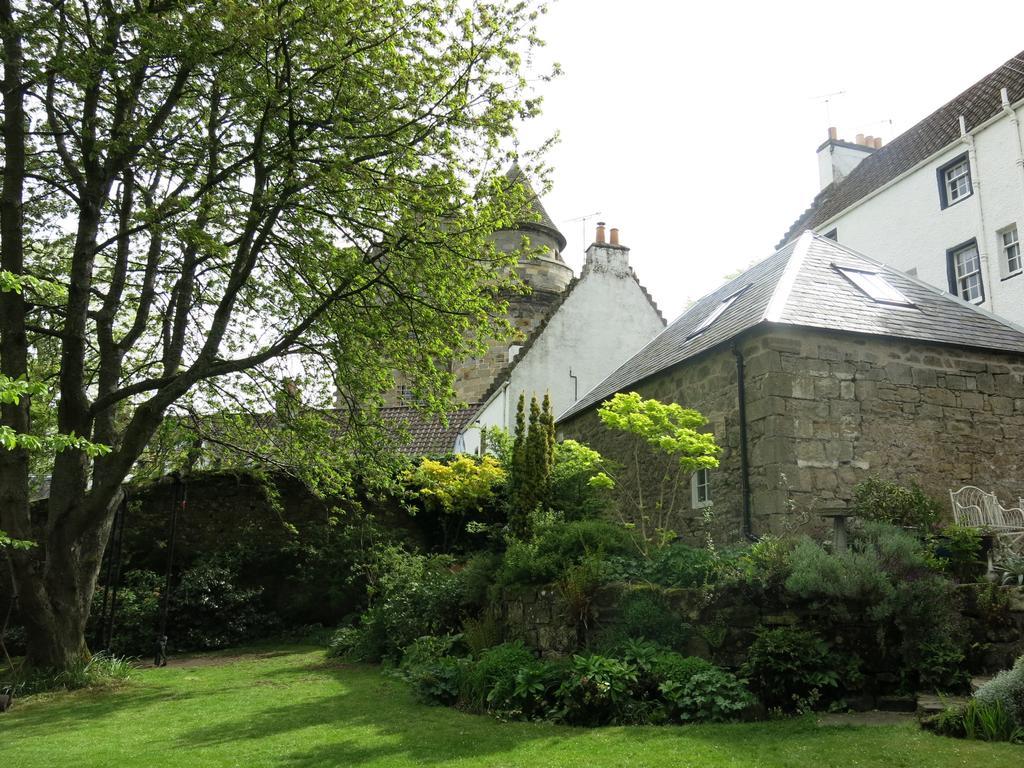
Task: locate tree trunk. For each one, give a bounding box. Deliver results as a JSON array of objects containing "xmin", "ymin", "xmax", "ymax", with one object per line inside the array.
[{"xmin": 10, "ymin": 489, "xmax": 121, "ymax": 668}]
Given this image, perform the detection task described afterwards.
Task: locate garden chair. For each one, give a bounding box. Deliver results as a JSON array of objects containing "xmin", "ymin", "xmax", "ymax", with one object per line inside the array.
[{"xmin": 949, "ymin": 486, "xmax": 1024, "ymax": 557}]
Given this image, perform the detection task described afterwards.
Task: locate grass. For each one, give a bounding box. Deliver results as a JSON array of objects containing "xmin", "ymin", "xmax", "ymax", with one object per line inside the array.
[{"xmin": 3, "ymin": 645, "xmax": 1022, "ymax": 768}]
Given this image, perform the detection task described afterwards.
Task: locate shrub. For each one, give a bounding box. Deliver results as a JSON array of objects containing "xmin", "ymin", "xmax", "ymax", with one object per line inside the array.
[
  {"xmin": 462, "ymin": 613, "xmax": 503, "ymax": 656},
  {"xmin": 975, "ymin": 655, "xmax": 1024, "ymax": 728},
  {"xmin": 733, "ymin": 535, "xmax": 793, "ymax": 590},
  {"xmin": 88, "ymin": 569, "xmax": 162, "ymax": 656},
  {"xmin": 493, "ymin": 518, "xmax": 633, "ymax": 592},
  {"xmin": 399, "ymin": 634, "xmax": 467, "ymax": 705},
  {"xmin": 548, "ymin": 439, "xmax": 614, "ymax": 521},
  {"xmin": 3, "ymin": 652, "xmax": 135, "ymax": 697},
  {"xmin": 487, "ymin": 658, "xmax": 563, "ymax": 718},
  {"xmin": 934, "ymin": 524, "xmax": 983, "ymax": 582},
  {"xmin": 643, "ymin": 542, "xmax": 719, "ymax": 588},
  {"xmin": 326, "ymin": 626, "xmax": 374, "ymax": 661},
  {"xmin": 359, "ymin": 547, "xmax": 465, "ymax": 661},
  {"xmin": 460, "ymin": 551, "xmax": 503, "ymax": 612},
  {"xmin": 460, "ymin": 641, "xmax": 537, "ymax": 712},
  {"xmin": 555, "ymin": 653, "xmax": 638, "ymax": 725},
  {"xmin": 605, "ymin": 588, "xmax": 688, "ymax": 650},
  {"xmin": 659, "ymin": 667, "xmax": 754, "ymax": 723},
  {"xmin": 741, "ymin": 626, "xmax": 847, "ymax": 713},
  {"xmin": 962, "ymin": 698, "xmax": 1024, "ymax": 742},
  {"xmin": 784, "ymin": 537, "xmax": 891, "ymax": 609},
  {"xmin": 852, "ymin": 477, "xmax": 941, "ymax": 530},
  {"xmin": 171, "ymin": 559, "xmax": 275, "ymax": 650}
]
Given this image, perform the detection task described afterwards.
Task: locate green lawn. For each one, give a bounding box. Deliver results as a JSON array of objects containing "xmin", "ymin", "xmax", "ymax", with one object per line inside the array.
[{"xmin": 4, "ymin": 646, "xmax": 1021, "ymax": 768}]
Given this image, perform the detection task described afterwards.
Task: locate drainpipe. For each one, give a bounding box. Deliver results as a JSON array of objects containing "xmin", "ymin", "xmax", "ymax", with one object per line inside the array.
[
  {"xmin": 960, "ymin": 115, "xmax": 996, "ymax": 311},
  {"xmin": 1001, "ymin": 88, "xmax": 1024, "ymax": 224},
  {"xmin": 731, "ymin": 342, "xmax": 754, "ymax": 541}
]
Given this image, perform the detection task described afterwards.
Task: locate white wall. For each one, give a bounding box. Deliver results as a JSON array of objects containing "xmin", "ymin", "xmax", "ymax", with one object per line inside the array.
[
  {"xmin": 461, "ymin": 242, "xmax": 665, "ymax": 453},
  {"xmin": 814, "ymin": 103, "xmax": 1024, "ymax": 322}
]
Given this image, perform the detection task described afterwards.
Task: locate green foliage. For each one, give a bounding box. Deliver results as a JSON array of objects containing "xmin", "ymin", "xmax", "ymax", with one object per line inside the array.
[
  {"xmin": 325, "ymin": 626, "xmax": 381, "ymax": 663},
  {"xmin": 996, "ymin": 553, "xmax": 1024, "ymax": 587},
  {"xmin": 555, "ymin": 653, "xmax": 639, "ymax": 725},
  {"xmin": 493, "ymin": 518, "xmax": 633, "ymax": 591},
  {"xmin": 974, "ymin": 655, "xmax": 1024, "ymax": 729},
  {"xmin": 962, "ymin": 698, "xmax": 1024, "ymax": 742},
  {"xmin": 783, "ymin": 524, "xmax": 967, "ymax": 693},
  {"xmin": 596, "ymin": 588, "xmax": 689, "ymax": 651},
  {"xmin": 597, "ymin": 392, "xmax": 720, "ymax": 472},
  {"xmin": 355, "ymin": 548, "xmax": 466, "ymax": 661},
  {"xmin": 595, "ymin": 392, "xmax": 720, "ymax": 552},
  {"xmin": 852, "ymin": 477, "xmax": 941, "ymax": 530},
  {"xmin": 741, "ymin": 626, "xmax": 849, "ymax": 713},
  {"xmin": 171, "ymin": 560, "xmax": 276, "ymax": 650},
  {"xmin": 408, "ymin": 456, "xmax": 506, "ymax": 515},
  {"xmin": 644, "ymin": 541, "xmax": 721, "ymax": 588},
  {"xmin": 459, "ymin": 551, "xmax": 504, "ymax": 612},
  {"xmin": 398, "ymin": 634, "xmax": 467, "ymax": 705},
  {"xmin": 659, "ymin": 668, "xmax": 754, "ymax": 723},
  {"xmin": 461, "ymin": 614, "xmax": 504, "ymax": 656},
  {"xmin": 934, "ymin": 524, "xmax": 984, "ymax": 582},
  {"xmin": 460, "ymin": 641, "xmax": 537, "ymax": 712},
  {"xmin": 509, "ymin": 395, "xmax": 556, "ymax": 527},
  {"xmin": 3, "ymin": 652, "xmax": 135, "ymax": 697},
  {"xmin": 547, "ymin": 439, "xmax": 614, "ymax": 520}
]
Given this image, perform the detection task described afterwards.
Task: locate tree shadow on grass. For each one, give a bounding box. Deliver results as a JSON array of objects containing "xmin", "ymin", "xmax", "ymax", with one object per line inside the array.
[{"xmin": 4, "ymin": 685, "xmax": 192, "ymax": 739}]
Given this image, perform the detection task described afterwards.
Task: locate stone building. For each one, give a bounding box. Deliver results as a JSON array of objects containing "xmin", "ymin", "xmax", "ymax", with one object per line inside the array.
[
  {"xmin": 558, "ymin": 231, "xmax": 1024, "ymax": 542},
  {"xmin": 385, "ymin": 167, "xmax": 665, "ymax": 455},
  {"xmin": 780, "ymin": 49, "xmax": 1024, "ymax": 324},
  {"xmin": 459, "ymin": 222, "xmax": 665, "ymax": 454}
]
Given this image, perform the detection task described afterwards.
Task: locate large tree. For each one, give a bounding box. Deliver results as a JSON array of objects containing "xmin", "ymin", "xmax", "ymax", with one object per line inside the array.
[{"xmin": 0, "ymin": 0, "xmax": 552, "ymax": 668}]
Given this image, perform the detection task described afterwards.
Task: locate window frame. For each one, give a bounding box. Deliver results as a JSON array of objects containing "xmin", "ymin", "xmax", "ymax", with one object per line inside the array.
[
  {"xmin": 999, "ymin": 224, "xmax": 1021, "ymax": 279},
  {"xmin": 833, "ymin": 265, "xmax": 914, "ymax": 306},
  {"xmin": 691, "ymin": 468, "xmax": 712, "ymax": 509},
  {"xmin": 937, "ymin": 152, "xmax": 973, "ymax": 210},
  {"xmin": 946, "ymin": 238, "xmax": 985, "ymax": 304}
]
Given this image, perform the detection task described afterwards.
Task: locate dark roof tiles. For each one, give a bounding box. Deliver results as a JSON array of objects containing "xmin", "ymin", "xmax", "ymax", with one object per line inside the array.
[
  {"xmin": 558, "ymin": 232, "xmax": 1024, "ymax": 422},
  {"xmin": 778, "ymin": 50, "xmax": 1024, "ymax": 246}
]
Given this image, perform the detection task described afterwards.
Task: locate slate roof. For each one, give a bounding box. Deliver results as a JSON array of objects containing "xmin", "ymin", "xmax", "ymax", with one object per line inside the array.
[
  {"xmin": 379, "ymin": 404, "xmax": 479, "ymax": 456},
  {"xmin": 504, "ymin": 164, "xmax": 568, "ymax": 252},
  {"xmin": 558, "ymin": 231, "xmax": 1024, "ymax": 422},
  {"xmin": 778, "ymin": 50, "xmax": 1024, "ymax": 247}
]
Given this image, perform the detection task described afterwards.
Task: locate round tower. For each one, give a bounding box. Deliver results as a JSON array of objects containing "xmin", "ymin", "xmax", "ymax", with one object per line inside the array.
[{"xmin": 451, "ymin": 167, "xmax": 573, "ymax": 404}]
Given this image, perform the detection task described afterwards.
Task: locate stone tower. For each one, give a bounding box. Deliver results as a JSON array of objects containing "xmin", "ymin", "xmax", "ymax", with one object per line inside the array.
[{"xmin": 451, "ymin": 166, "xmax": 573, "ymax": 404}]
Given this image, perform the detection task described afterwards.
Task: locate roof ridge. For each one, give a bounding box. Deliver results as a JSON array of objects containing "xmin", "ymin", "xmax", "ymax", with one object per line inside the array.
[
  {"xmin": 778, "ymin": 49, "xmax": 1024, "ymax": 243},
  {"xmin": 763, "ymin": 231, "xmax": 814, "ymax": 322}
]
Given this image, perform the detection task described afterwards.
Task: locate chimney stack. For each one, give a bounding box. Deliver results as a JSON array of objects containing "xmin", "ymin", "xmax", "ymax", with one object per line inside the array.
[
  {"xmin": 610, "ymin": 227, "xmax": 620, "ymax": 246},
  {"xmin": 596, "ymin": 221, "xmax": 606, "ymax": 244}
]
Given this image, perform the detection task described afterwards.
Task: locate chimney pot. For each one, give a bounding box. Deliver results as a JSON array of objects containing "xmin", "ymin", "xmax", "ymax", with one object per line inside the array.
[
  {"xmin": 855, "ymin": 133, "xmax": 865, "ymax": 146},
  {"xmin": 609, "ymin": 227, "xmax": 620, "ymax": 246},
  {"xmin": 865, "ymin": 135, "xmax": 875, "ymax": 147},
  {"xmin": 873, "ymin": 136, "xmax": 883, "ymax": 149},
  {"xmin": 596, "ymin": 221, "xmax": 606, "ymax": 244},
  {"xmin": 828, "ymin": 126, "xmax": 838, "ymax": 141}
]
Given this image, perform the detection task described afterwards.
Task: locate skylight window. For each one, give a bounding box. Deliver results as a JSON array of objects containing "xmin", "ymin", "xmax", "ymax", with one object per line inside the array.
[
  {"xmin": 687, "ymin": 286, "xmax": 749, "ymax": 339},
  {"xmin": 834, "ymin": 266, "xmax": 913, "ymax": 306}
]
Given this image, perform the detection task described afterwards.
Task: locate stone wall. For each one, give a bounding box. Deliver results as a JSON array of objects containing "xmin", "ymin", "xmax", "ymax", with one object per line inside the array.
[
  {"xmin": 502, "ymin": 581, "xmax": 1024, "ymax": 679},
  {"xmin": 560, "ymin": 324, "xmax": 1024, "ymax": 540}
]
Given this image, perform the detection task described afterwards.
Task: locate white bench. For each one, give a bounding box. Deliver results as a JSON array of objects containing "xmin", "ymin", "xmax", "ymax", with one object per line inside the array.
[{"xmin": 949, "ymin": 486, "xmax": 1024, "ymax": 554}]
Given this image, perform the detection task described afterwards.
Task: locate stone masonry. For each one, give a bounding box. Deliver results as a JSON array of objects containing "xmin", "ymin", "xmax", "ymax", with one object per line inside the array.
[{"xmin": 560, "ymin": 323, "xmax": 1024, "ymax": 541}]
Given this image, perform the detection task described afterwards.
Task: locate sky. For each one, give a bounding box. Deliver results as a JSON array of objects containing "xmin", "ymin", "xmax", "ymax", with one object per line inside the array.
[{"xmin": 516, "ymin": 0, "xmax": 1024, "ymax": 322}]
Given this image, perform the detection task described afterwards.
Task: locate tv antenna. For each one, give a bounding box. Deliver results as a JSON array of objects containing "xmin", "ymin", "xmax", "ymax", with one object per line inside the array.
[
  {"xmin": 563, "ymin": 211, "xmax": 601, "ymax": 248},
  {"xmin": 810, "ymin": 90, "xmax": 846, "ymax": 126}
]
